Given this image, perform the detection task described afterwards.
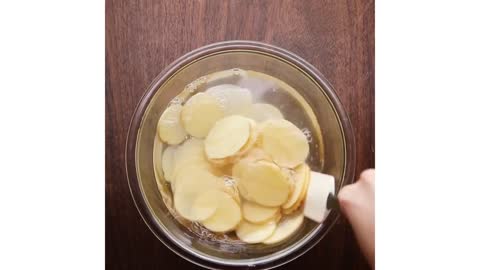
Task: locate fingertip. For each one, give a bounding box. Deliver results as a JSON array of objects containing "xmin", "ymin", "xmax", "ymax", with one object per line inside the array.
[
  {"xmin": 338, "ymin": 184, "xmax": 355, "ymax": 206},
  {"xmin": 360, "ymin": 168, "xmax": 375, "ymax": 181}
]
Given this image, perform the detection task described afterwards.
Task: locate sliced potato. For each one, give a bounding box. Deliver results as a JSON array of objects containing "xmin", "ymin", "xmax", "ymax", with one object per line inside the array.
[
  {"xmin": 205, "ymin": 115, "xmax": 251, "ymax": 159},
  {"xmin": 174, "ymin": 170, "xmax": 220, "ymax": 221},
  {"xmin": 190, "ymin": 189, "xmax": 221, "ymax": 220},
  {"xmin": 283, "ymin": 167, "xmax": 311, "ymax": 214},
  {"xmin": 303, "ymin": 172, "xmax": 335, "ymax": 223},
  {"xmin": 173, "ymin": 165, "xmax": 213, "ymax": 193},
  {"xmin": 244, "ymin": 103, "xmax": 284, "ymax": 123},
  {"xmin": 220, "ymin": 180, "xmax": 241, "ymax": 204},
  {"xmin": 236, "ymin": 160, "xmax": 291, "ymax": 207},
  {"xmin": 271, "ymin": 211, "xmax": 282, "ymax": 223},
  {"xmin": 235, "ymin": 220, "xmax": 277, "ymax": 244},
  {"xmin": 263, "ymin": 210, "xmax": 304, "ymax": 244},
  {"xmin": 181, "ymin": 93, "xmax": 225, "ymax": 138},
  {"xmin": 153, "ymin": 134, "xmax": 163, "ymax": 180},
  {"xmin": 282, "ymin": 164, "xmax": 309, "ymax": 209},
  {"xmin": 298, "ymin": 168, "xmax": 311, "ymax": 202},
  {"xmin": 232, "ymin": 158, "xmax": 249, "ymax": 180},
  {"xmin": 171, "ymin": 138, "xmax": 209, "ymax": 180},
  {"xmin": 242, "ymin": 201, "xmax": 279, "ymax": 224},
  {"xmin": 217, "ymin": 163, "xmax": 233, "ymax": 176},
  {"xmin": 241, "ymin": 148, "xmax": 272, "ymax": 163},
  {"xmin": 234, "ymin": 121, "xmax": 258, "ymax": 157},
  {"xmin": 162, "ymin": 146, "xmax": 176, "ymax": 183},
  {"xmin": 259, "ymin": 119, "xmax": 309, "ymax": 168},
  {"xmin": 157, "ymin": 104, "xmax": 187, "ymax": 145},
  {"xmin": 202, "ymin": 191, "xmax": 242, "ymax": 232},
  {"xmin": 205, "ymin": 84, "xmax": 253, "ymax": 115},
  {"xmin": 208, "ymin": 157, "xmax": 233, "ymax": 167}
]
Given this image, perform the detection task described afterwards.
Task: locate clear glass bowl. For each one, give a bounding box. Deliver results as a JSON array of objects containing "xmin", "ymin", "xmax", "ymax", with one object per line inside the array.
[{"xmin": 125, "ymin": 41, "xmax": 355, "ymax": 269}]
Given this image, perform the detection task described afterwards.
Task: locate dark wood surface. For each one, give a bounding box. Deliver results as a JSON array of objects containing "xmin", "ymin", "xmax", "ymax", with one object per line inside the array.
[{"xmin": 106, "ymin": 0, "xmax": 374, "ymax": 269}]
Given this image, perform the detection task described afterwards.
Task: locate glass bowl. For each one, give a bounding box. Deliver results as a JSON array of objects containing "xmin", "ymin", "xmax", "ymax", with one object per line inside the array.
[{"xmin": 125, "ymin": 41, "xmax": 355, "ymax": 269}]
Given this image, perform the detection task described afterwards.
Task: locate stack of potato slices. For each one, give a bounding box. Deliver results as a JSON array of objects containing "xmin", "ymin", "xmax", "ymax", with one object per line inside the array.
[{"xmin": 155, "ymin": 85, "xmax": 313, "ymax": 244}]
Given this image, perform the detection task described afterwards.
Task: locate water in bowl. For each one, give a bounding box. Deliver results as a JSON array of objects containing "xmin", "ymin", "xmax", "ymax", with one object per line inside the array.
[{"xmin": 155, "ymin": 68, "xmax": 325, "ymax": 247}]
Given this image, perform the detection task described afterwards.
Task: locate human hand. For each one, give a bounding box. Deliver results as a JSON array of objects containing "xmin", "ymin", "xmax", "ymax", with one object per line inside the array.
[{"xmin": 338, "ymin": 169, "xmax": 375, "ymax": 268}]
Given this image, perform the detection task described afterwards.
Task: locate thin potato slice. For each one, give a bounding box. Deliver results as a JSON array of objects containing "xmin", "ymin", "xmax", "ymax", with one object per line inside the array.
[
  {"xmin": 241, "ymin": 148, "xmax": 272, "ymax": 163},
  {"xmin": 181, "ymin": 93, "xmax": 225, "ymax": 138},
  {"xmin": 236, "ymin": 160, "xmax": 291, "ymax": 207},
  {"xmin": 208, "ymin": 157, "xmax": 232, "ymax": 167},
  {"xmin": 205, "ymin": 84, "xmax": 253, "ymax": 115},
  {"xmin": 171, "ymin": 138, "xmax": 209, "ymax": 181},
  {"xmin": 244, "ymin": 103, "xmax": 284, "ymax": 123},
  {"xmin": 303, "ymin": 172, "xmax": 335, "ymax": 223},
  {"xmin": 162, "ymin": 146, "xmax": 176, "ymax": 183},
  {"xmin": 282, "ymin": 167, "xmax": 311, "ymax": 214},
  {"xmin": 259, "ymin": 119, "xmax": 309, "ymax": 168},
  {"xmin": 232, "ymin": 159, "xmax": 249, "ymax": 180},
  {"xmin": 234, "ymin": 121, "xmax": 258, "ymax": 157},
  {"xmin": 190, "ymin": 189, "xmax": 221, "ymax": 220},
  {"xmin": 153, "ymin": 134, "xmax": 163, "ymax": 181},
  {"xmin": 202, "ymin": 191, "xmax": 242, "ymax": 232},
  {"xmin": 235, "ymin": 220, "xmax": 277, "ymax": 244},
  {"xmin": 174, "ymin": 170, "xmax": 220, "ymax": 221},
  {"xmin": 157, "ymin": 104, "xmax": 187, "ymax": 145},
  {"xmin": 242, "ymin": 201, "xmax": 279, "ymax": 224},
  {"xmin": 173, "ymin": 165, "xmax": 214, "ymax": 193},
  {"xmin": 263, "ymin": 210, "xmax": 304, "ymax": 244},
  {"xmin": 220, "ymin": 180, "xmax": 241, "ymax": 204},
  {"xmin": 282, "ymin": 164, "xmax": 309, "ymax": 209},
  {"xmin": 205, "ymin": 115, "xmax": 251, "ymax": 159},
  {"xmin": 297, "ymin": 167, "xmax": 311, "ymax": 202}
]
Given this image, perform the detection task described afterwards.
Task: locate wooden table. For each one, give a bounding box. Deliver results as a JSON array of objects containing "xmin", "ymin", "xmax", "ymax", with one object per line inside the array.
[{"xmin": 106, "ymin": 0, "xmax": 374, "ymax": 269}]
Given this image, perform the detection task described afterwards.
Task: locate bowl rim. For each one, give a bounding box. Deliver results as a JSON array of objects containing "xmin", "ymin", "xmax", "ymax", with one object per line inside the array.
[{"xmin": 125, "ymin": 40, "xmax": 356, "ymax": 269}]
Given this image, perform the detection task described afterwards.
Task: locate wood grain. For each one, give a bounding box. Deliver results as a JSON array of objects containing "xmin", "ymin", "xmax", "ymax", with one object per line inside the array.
[{"xmin": 106, "ymin": 0, "xmax": 374, "ymax": 269}]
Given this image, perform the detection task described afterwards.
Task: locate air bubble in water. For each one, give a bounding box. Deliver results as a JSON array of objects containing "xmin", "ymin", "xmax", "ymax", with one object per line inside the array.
[
  {"xmin": 232, "ymin": 68, "xmax": 241, "ymax": 75},
  {"xmin": 197, "ymin": 76, "xmax": 207, "ymax": 83},
  {"xmin": 185, "ymin": 83, "xmax": 195, "ymax": 93},
  {"xmin": 169, "ymin": 97, "xmax": 183, "ymax": 105},
  {"xmin": 302, "ymin": 128, "xmax": 313, "ymax": 143},
  {"xmin": 224, "ymin": 176, "xmax": 237, "ymax": 187}
]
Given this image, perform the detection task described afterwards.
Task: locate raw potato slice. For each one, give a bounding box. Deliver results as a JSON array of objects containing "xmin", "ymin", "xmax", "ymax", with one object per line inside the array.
[
  {"xmin": 205, "ymin": 115, "xmax": 251, "ymax": 159},
  {"xmin": 202, "ymin": 191, "xmax": 242, "ymax": 232},
  {"xmin": 259, "ymin": 119, "xmax": 309, "ymax": 168},
  {"xmin": 242, "ymin": 201, "xmax": 279, "ymax": 224},
  {"xmin": 232, "ymin": 159, "xmax": 249, "ymax": 180},
  {"xmin": 241, "ymin": 148, "xmax": 272, "ymax": 163},
  {"xmin": 153, "ymin": 134, "xmax": 163, "ymax": 181},
  {"xmin": 171, "ymin": 138, "xmax": 209, "ymax": 181},
  {"xmin": 208, "ymin": 157, "xmax": 233, "ymax": 167},
  {"xmin": 220, "ymin": 181, "xmax": 241, "ymax": 204},
  {"xmin": 162, "ymin": 146, "xmax": 176, "ymax": 183},
  {"xmin": 283, "ymin": 167, "xmax": 311, "ymax": 214},
  {"xmin": 157, "ymin": 104, "xmax": 187, "ymax": 145},
  {"xmin": 263, "ymin": 210, "xmax": 304, "ymax": 244},
  {"xmin": 234, "ymin": 121, "xmax": 258, "ymax": 157},
  {"xmin": 173, "ymin": 166, "xmax": 215, "ymax": 193},
  {"xmin": 235, "ymin": 220, "xmax": 277, "ymax": 244},
  {"xmin": 282, "ymin": 164, "xmax": 309, "ymax": 209},
  {"xmin": 244, "ymin": 103, "xmax": 284, "ymax": 123},
  {"xmin": 174, "ymin": 170, "xmax": 220, "ymax": 221},
  {"xmin": 205, "ymin": 84, "xmax": 253, "ymax": 115},
  {"xmin": 190, "ymin": 189, "xmax": 221, "ymax": 220},
  {"xmin": 181, "ymin": 93, "xmax": 225, "ymax": 138},
  {"xmin": 236, "ymin": 160, "xmax": 291, "ymax": 207},
  {"xmin": 303, "ymin": 172, "xmax": 335, "ymax": 223}
]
